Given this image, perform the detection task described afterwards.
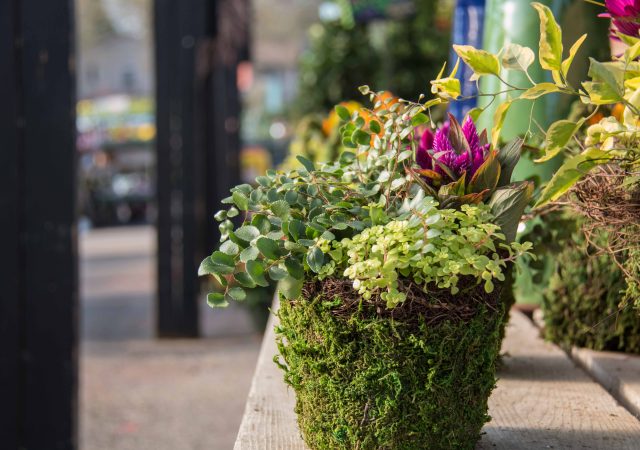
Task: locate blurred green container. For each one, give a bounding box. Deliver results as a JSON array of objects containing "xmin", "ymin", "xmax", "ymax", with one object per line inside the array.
[
  {"xmin": 479, "ymin": 0, "xmax": 608, "ymax": 305},
  {"xmin": 478, "ymin": 0, "xmax": 608, "ymax": 184}
]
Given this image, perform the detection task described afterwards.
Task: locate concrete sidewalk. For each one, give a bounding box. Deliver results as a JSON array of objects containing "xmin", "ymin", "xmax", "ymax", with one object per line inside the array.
[{"xmin": 80, "ymin": 226, "xmax": 262, "ymax": 450}]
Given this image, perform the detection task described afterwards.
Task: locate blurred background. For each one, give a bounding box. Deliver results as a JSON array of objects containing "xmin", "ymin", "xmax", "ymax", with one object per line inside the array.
[
  {"xmin": 75, "ymin": 0, "xmax": 454, "ymax": 449},
  {"xmin": 1, "ymin": 0, "xmax": 607, "ymax": 449},
  {"xmin": 75, "ymin": 2, "xmax": 454, "ymax": 447}
]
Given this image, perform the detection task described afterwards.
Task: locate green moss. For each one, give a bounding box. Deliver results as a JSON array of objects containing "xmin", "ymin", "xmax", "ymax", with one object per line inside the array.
[
  {"xmin": 623, "ymin": 246, "xmax": 640, "ymax": 310},
  {"xmin": 543, "ymin": 225, "xmax": 640, "ymax": 354},
  {"xmin": 275, "ymin": 285, "xmax": 504, "ymax": 450}
]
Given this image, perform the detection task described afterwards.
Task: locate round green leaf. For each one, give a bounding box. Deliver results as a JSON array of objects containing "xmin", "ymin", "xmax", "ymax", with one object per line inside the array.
[
  {"xmin": 246, "ymin": 260, "xmax": 269, "ymax": 287},
  {"xmin": 296, "ymin": 155, "xmax": 316, "ymax": 172},
  {"xmin": 369, "ymin": 120, "xmax": 381, "ymax": 134},
  {"xmin": 220, "ymin": 240, "xmax": 240, "ymax": 256},
  {"xmin": 256, "ymin": 237, "xmax": 281, "ymax": 260},
  {"xmin": 251, "ymin": 214, "xmax": 271, "ymax": 235},
  {"xmin": 198, "ymin": 256, "xmax": 217, "ymax": 276},
  {"xmin": 239, "ymin": 245, "xmax": 259, "ymax": 262},
  {"xmin": 227, "ymin": 287, "xmax": 246, "ymax": 301},
  {"xmin": 352, "ymin": 129, "xmax": 370, "ymax": 146},
  {"xmin": 235, "ymin": 225, "xmax": 260, "ymax": 242},
  {"xmin": 234, "ymin": 272, "xmax": 256, "ymax": 288},
  {"xmin": 268, "ymin": 265, "xmax": 288, "ymax": 281},
  {"xmin": 284, "ymin": 257, "xmax": 305, "ymax": 279},
  {"xmin": 288, "ymin": 219, "xmax": 306, "ymax": 241},
  {"xmin": 335, "ymin": 105, "xmax": 351, "ymax": 121},
  {"xmin": 306, "ymin": 247, "xmax": 325, "ymax": 273},
  {"xmin": 271, "ymin": 200, "xmax": 290, "ymax": 220},
  {"xmin": 211, "ymin": 251, "xmax": 235, "ymax": 266},
  {"xmin": 207, "ymin": 292, "xmax": 228, "ymax": 308},
  {"xmin": 232, "ymin": 191, "xmax": 249, "ymax": 211}
]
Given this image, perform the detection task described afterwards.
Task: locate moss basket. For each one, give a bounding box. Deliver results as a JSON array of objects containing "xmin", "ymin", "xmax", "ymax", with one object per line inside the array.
[
  {"xmin": 543, "ymin": 227, "xmax": 640, "ymax": 354},
  {"xmin": 275, "ymin": 279, "xmax": 505, "ymax": 450}
]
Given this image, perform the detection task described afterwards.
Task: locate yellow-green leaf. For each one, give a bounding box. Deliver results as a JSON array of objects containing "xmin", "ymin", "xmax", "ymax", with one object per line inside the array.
[
  {"xmin": 501, "ymin": 43, "xmax": 535, "ymax": 72},
  {"xmin": 618, "ymin": 32, "xmax": 640, "ymax": 47},
  {"xmin": 467, "ymin": 107, "xmax": 483, "ymax": 122},
  {"xmin": 535, "ymin": 148, "xmax": 611, "ymax": 207},
  {"xmin": 588, "ymin": 58, "xmax": 624, "ymax": 98},
  {"xmin": 532, "ymin": 2, "xmax": 563, "ymax": 71},
  {"xmin": 535, "ymin": 119, "xmax": 585, "ymax": 163},
  {"xmin": 625, "ymin": 40, "xmax": 640, "ymax": 63},
  {"xmin": 434, "ymin": 61, "xmax": 447, "ymax": 80},
  {"xmin": 453, "ymin": 44, "xmax": 501, "ymax": 79},
  {"xmin": 449, "ymin": 57, "xmax": 461, "ymax": 78},
  {"xmin": 624, "ymin": 88, "xmax": 640, "ymax": 127},
  {"xmin": 520, "ymin": 82, "xmax": 561, "ymax": 100},
  {"xmin": 491, "ymin": 101, "xmax": 512, "ymax": 147},
  {"xmin": 430, "ymin": 77, "xmax": 461, "ymax": 100},
  {"xmin": 561, "ymin": 34, "xmax": 587, "ymax": 78},
  {"xmin": 582, "ymin": 81, "xmax": 623, "ymax": 105}
]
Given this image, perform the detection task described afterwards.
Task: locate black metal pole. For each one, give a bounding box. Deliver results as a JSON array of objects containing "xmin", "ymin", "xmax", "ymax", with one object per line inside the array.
[
  {"xmin": 0, "ymin": 0, "xmax": 78, "ymax": 447},
  {"xmin": 154, "ymin": 0, "xmax": 211, "ymax": 337},
  {"xmin": 154, "ymin": 0, "xmax": 246, "ymax": 337}
]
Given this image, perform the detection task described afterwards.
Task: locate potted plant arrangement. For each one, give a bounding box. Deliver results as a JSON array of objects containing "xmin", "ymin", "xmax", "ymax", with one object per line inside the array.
[
  {"xmin": 199, "ymin": 73, "xmax": 534, "ymax": 447},
  {"xmin": 456, "ymin": 2, "xmax": 639, "ymax": 352}
]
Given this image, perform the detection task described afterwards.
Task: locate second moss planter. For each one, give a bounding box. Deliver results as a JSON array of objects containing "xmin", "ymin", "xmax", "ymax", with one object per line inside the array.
[
  {"xmin": 543, "ymin": 224, "xmax": 640, "ymax": 354},
  {"xmin": 276, "ymin": 279, "xmax": 505, "ymax": 450}
]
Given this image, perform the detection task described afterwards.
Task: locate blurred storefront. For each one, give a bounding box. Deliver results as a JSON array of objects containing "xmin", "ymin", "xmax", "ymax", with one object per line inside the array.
[
  {"xmin": 76, "ymin": 0, "xmax": 154, "ymax": 227},
  {"xmin": 77, "ymin": 96, "xmax": 155, "ymax": 226}
]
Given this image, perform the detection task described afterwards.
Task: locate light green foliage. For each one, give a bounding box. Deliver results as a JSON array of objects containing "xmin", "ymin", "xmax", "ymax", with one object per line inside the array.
[
  {"xmin": 450, "ymin": 2, "xmax": 640, "ymax": 208},
  {"xmin": 275, "ymin": 287, "xmax": 505, "ymax": 450},
  {"xmin": 534, "ymin": 148, "xmax": 611, "ymax": 206},
  {"xmin": 317, "ymin": 199, "xmax": 532, "ymax": 308}
]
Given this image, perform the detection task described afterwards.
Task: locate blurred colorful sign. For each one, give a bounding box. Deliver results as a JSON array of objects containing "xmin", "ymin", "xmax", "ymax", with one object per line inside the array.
[{"xmin": 77, "ymin": 95, "xmax": 155, "ymax": 151}]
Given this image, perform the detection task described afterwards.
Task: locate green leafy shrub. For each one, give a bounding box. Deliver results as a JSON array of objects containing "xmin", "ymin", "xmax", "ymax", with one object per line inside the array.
[
  {"xmin": 276, "ymin": 282, "xmax": 504, "ymax": 450},
  {"xmin": 199, "ymin": 91, "xmax": 533, "ymax": 308},
  {"xmin": 295, "ymin": 0, "xmax": 450, "ymax": 115},
  {"xmin": 543, "ymin": 220, "xmax": 640, "ymax": 353}
]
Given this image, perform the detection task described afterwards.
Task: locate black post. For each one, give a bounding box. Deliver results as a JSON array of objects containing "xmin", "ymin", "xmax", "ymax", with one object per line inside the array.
[
  {"xmin": 0, "ymin": 0, "xmax": 78, "ymax": 448},
  {"xmin": 155, "ymin": 0, "xmax": 212, "ymax": 337},
  {"xmin": 154, "ymin": 0, "xmax": 247, "ymax": 337}
]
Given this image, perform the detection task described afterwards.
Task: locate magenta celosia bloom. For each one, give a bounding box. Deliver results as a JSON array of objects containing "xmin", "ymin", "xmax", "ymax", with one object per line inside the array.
[
  {"xmin": 600, "ymin": 0, "xmax": 640, "ymax": 38},
  {"xmin": 415, "ymin": 116, "xmax": 490, "ymax": 186}
]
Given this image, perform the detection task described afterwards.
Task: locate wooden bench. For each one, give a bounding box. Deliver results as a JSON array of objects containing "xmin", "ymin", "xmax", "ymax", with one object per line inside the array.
[
  {"xmin": 235, "ymin": 299, "xmax": 640, "ymax": 449},
  {"xmin": 571, "ymin": 345, "xmax": 640, "ymax": 419}
]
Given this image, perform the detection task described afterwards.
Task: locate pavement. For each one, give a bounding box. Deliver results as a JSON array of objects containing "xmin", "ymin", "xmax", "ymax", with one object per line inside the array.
[{"xmin": 80, "ymin": 226, "xmax": 262, "ymax": 450}]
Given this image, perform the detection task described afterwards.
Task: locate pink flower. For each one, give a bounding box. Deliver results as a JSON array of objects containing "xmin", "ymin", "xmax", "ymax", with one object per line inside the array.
[
  {"xmin": 415, "ymin": 115, "xmax": 490, "ymax": 186},
  {"xmin": 600, "ymin": 0, "xmax": 640, "ymax": 38}
]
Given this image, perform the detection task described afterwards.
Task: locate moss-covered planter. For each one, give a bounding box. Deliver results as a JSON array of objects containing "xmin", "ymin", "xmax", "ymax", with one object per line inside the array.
[
  {"xmin": 275, "ymin": 279, "xmax": 505, "ymax": 450},
  {"xmin": 543, "ymin": 226, "xmax": 640, "ymax": 354}
]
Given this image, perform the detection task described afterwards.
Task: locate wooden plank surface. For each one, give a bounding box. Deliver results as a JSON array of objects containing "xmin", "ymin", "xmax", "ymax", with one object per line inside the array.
[
  {"xmin": 478, "ymin": 312, "xmax": 640, "ymax": 449},
  {"xmin": 571, "ymin": 346, "xmax": 640, "ymax": 419},
  {"xmin": 235, "ymin": 302, "xmax": 640, "ymax": 449}
]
